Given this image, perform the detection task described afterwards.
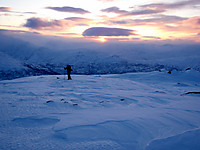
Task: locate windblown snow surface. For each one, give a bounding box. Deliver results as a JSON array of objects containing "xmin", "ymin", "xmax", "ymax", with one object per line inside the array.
[{"xmin": 0, "ymin": 70, "xmax": 200, "ymax": 150}]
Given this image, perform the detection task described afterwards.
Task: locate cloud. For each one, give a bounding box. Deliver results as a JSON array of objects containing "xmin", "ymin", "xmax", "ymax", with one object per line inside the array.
[
  {"xmin": 125, "ymin": 9, "xmax": 164, "ymax": 16},
  {"xmin": 101, "ymin": 6, "xmax": 164, "ymax": 16},
  {"xmin": 161, "ymin": 16, "xmax": 200, "ymax": 32},
  {"xmin": 82, "ymin": 27, "xmax": 134, "ymax": 36},
  {"xmin": 133, "ymin": 15, "xmax": 187, "ymax": 24},
  {"xmin": 0, "ymin": 29, "xmax": 33, "ymax": 34},
  {"xmin": 22, "ymin": 12, "xmax": 37, "ymax": 14},
  {"xmin": 104, "ymin": 15, "xmax": 187, "ymax": 27},
  {"xmin": 24, "ymin": 17, "xmax": 68, "ymax": 30},
  {"xmin": 182, "ymin": 16, "xmax": 200, "ymax": 27},
  {"xmin": 141, "ymin": 0, "xmax": 200, "ymax": 11},
  {"xmin": 0, "ymin": 7, "xmax": 12, "ymax": 12},
  {"xmin": 75, "ymin": 23, "xmax": 89, "ymax": 26},
  {"xmin": 102, "ymin": 0, "xmax": 200, "ymax": 17},
  {"xmin": 101, "ymin": 7, "xmax": 128, "ymax": 14},
  {"xmin": 143, "ymin": 36, "xmax": 161, "ymax": 40},
  {"xmin": 111, "ymin": 20, "xmax": 130, "ymax": 25},
  {"xmin": 24, "ymin": 17, "xmax": 92, "ymax": 31},
  {"xmin": 64, "ymin": 17, "xmax": 91, "ymax": 26},
  {"xmin": 153, "ymin": 16, "xmax": 200, "ymax": 40},
  {"xmin": 46, "ymin": 6, "xmax": 90, "ymax": 14},
  {"xmin": 99, "ymin": 15, "xmax": 200, "ymax": 41},
  {"xmin": 0, "ymin": 7, "xmax": 36, "ymax": 16},
  {"xmin": 65, "ymin": 17, "xmax": 91, "ymax": 22}
]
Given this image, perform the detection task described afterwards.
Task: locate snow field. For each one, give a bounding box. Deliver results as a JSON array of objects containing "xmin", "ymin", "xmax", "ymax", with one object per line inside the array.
[{"xmin": 0, "ymin": 70, "xmax": 200, "ymax": 150}]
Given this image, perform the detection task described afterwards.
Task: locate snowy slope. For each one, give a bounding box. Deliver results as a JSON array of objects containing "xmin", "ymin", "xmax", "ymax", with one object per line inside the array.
[
  {"xmin": 0, "ymin": 51, "xmax": 26, "ymax": 71},
  {"xmin": 0, "ymin": 70, "xmax": 200, "ymax": 150}
]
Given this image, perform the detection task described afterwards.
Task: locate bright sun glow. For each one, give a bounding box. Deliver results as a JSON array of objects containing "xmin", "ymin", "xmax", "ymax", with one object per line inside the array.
[{"xmin": 97, "ymin": 37, "xmax": 107, "ymax": 43}]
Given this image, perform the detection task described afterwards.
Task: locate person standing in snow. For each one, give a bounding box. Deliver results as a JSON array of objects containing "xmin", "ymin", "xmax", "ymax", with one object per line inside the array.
[{"xmin": 64, "ymin": 65, "xmax": 73, "ymax": 80}]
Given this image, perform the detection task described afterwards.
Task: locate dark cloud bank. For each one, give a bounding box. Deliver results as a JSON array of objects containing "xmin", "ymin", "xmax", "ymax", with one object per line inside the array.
[
  {"xmin": 24, "ymin": 17, "xmax": 63, "ymax": 29},
  {"xmin": 0, "ymin": 29, "xmax": 200, "ymax": 80},
  {"xmin": 82, "ymin": 27, "xmax": 134, "ymax": 36},
  {"xmin": 46, "ymin": 6, "xmax": 90, "ymax": 14}
]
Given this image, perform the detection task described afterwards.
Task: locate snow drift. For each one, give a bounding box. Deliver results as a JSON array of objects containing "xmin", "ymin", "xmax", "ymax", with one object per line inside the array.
[{"xmin": 0, "ymin": 70, "xmax": 200, "ymax": 150}]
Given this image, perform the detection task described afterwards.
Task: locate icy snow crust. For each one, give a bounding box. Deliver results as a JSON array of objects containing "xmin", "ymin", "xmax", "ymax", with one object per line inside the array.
[{"xmin": 0, "ymin": 70, "xmax": 200, "ymax": 150}]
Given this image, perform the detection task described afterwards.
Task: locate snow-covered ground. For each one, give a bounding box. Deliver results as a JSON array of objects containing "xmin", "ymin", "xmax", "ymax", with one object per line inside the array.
[{"xmin": 0, "ymin": 70, "xmax": 200, "ymax": 150}]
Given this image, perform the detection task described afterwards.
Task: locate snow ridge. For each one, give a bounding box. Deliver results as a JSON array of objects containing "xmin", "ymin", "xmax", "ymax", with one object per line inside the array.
[{"xmin": 145, "ymin": 127, "xmax": 200, "ymax": 150}]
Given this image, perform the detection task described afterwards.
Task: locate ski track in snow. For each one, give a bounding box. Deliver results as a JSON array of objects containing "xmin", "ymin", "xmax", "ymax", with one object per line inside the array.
[{"xmin": 0, "ymin": 70, "xmax": 200, "ymax": 150}]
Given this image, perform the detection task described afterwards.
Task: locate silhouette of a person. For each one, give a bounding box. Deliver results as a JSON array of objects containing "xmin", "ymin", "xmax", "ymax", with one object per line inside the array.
[{"xmin": 64, "ymin": 65, "xmax": 72, "ymax": 80}]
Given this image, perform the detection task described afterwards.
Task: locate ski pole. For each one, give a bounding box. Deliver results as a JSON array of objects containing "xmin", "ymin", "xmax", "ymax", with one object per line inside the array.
[{"xmin": 64, "ymin": 69, "xmax": 65, "ymax": 80}]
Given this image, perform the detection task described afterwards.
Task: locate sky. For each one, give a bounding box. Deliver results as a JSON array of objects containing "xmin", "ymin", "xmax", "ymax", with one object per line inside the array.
[{"xmin": 0, "ymin": 0, "xmax": 200, "ymax": 42}]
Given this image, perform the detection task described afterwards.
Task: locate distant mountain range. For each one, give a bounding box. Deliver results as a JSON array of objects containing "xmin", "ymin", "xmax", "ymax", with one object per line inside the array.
[{"xmin": 0, "ymin": 30, "xmax": 200, "ymax": 80}]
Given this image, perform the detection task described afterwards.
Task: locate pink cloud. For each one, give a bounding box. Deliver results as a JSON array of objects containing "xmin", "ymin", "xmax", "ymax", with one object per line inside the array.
[
  {"xmin": 0, "ymin": 7, "xmax": 12, "ymax": 12},
  {"xmin": 46, "ymin": 6, "xmax": 90, "ymax": 14},
  {"xmin": 24, "ymin": 17, "xmax": 68, "ymax": 30},
  {"xmin": 141, "ymin": 0, "xmax": 200, "ymax": 11},
  {"xmin": 101, "ymin": 7, "xmax": 127, "ymax": 14}
]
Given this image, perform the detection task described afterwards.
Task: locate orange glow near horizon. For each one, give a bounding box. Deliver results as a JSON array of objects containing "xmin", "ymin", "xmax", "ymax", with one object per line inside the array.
[{"xmin": 97, "ymin": 37, "xmax": 107, "ymax": 43}]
